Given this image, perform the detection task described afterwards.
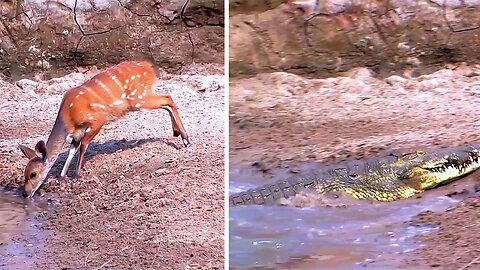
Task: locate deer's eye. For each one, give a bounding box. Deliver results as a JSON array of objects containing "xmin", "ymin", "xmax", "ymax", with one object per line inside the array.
[{"xmin": 30, "ymin": 172, "xmax": 37, "ymax": 179}]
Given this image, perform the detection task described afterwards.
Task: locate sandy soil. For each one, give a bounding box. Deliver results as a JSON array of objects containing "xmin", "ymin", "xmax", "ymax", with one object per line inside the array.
[
  {"xmin": 229, "ymin": 63, "xmax": 480, "ymax": 268},
  {"xmin": 406, "ymin": 197, "xmax": 480, "ymax": 269},
  {"xmin": 0, "ymin": 63, "xmax": 224, "ymax": 269}
]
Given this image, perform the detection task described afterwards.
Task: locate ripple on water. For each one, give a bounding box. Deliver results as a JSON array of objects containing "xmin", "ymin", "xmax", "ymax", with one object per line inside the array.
[{"xmin": 0, "ymin": 190, "xmax": 49, "ymax": 270}]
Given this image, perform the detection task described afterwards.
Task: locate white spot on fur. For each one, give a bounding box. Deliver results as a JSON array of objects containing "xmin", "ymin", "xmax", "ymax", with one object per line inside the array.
[
  {"xmin": 131, "ymin": 75, "xmax": 135, "ymax": 80},
  {"xmin": 132, "ymin": 89, "xmax": 137, "ymax": 95},
  {"xmin": 137, "ymin": 74, "xmax": 141, "ymax": 78},
  {"xmin": 113, "ymin": 100, "xmax": 124, "ymax": 105},
  {"xmin": 140, "ymin": 83, "xmax": 144, "ymax": 87},
  {"xmin": 143, "ymin": 72, "xmax": 147, "ymax": 75},
  {"xmin": 86, "ymin": 127, "xmax": 91, "ymax": 133},
  {"xmin": 88, "ymin": 116, "xmax": 94, "ymax": 120},
  {"xmin": 121, "ymin": 93, "xmax": 126, "ymax": 99},
  {"xmin": 138, "ymin": 95, "xmax": 143, "ymax": 99},
  {"xmin": 135, "ymin": 103, "xmax": 141, "ymax": 108},
  {"xmin": 126, "ymin": 79, "xmax": 129, "ymax": 84},
  {"xmin": 91, "ymin": 104, "xmax": 106, "ymax": 109},
  {"xmin": 69, "ymin": 103, "xmax": 74, "ymax": 108},
  {"xmin": 112, "ymin": 75, "xmax": 117, "ymax": 80},
  {"xmin": 79, "ymin": 91, "xmax": 84, "ymax": 95}
]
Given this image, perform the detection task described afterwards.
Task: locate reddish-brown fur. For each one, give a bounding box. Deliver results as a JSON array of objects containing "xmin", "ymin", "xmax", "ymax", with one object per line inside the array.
[{"xmin": 19, "ymin": 60, "xmax": 190, "ymax": 198}]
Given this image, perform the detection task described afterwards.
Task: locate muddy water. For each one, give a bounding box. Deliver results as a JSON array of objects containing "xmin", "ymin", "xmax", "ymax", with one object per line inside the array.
[
  {"xmin": 0, "ymin": 190, "xmax": 48, "ymax": 269},
  {"xmin": 229, "ymin": 161, "xmax": 479, "ymax": 270}
]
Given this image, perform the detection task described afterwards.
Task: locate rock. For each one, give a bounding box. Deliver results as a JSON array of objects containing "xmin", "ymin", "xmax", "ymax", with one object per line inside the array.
[
  {"xmin": 405, "ymin": 57, "xmax": 422, "ymax": 66},
  {"xmin": 154, "ymin": 168, "xmax": 167, "ymax": 176},
  {"xmin": 385, "ymin": 75, "xmax": 407, "ymax": 85},
  {"xmin": 15, "ymin": 79, "xmax": 38, "ymax": 96},
  {"xmin": 473, "ymin": 182, "xmax": 480, "ymax": 193},
  {"xmin": 344, "ymin": 67, "xmax": 374, "ymax": 80},
  {"xmin": 35, "ymin": 60, "xmax": 50, "ymax": 70}
]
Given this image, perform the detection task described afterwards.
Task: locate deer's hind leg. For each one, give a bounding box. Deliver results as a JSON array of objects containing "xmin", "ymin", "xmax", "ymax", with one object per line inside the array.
[
  {"xmin": 76, "ymin": 125, "xmax": 102, "ymax": 175},
  {"xmin": 139, "ymin": 94, "xmax": 190, "ymax": 147}
]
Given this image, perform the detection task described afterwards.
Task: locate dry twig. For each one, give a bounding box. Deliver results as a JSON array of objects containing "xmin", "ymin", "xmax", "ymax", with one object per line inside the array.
[{"xmin": 459, "ymin": 256, "xmax": 480, "ymax": 270}]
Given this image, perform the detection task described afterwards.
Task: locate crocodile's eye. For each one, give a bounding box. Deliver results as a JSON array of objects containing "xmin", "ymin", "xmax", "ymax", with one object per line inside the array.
[
  {"xmin": 416, "ymin": 150, "xmax": 425, "ymax": 155},
  {"xmin": 30, "ymin": 172, "xmax": 37, "ymax": 179}
]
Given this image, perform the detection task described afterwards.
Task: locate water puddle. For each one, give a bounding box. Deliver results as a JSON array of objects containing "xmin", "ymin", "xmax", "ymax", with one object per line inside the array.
[
  {"xmin": 0, "ymin": 189, "xmax": 50, "ymax": 269},
  {"xmin": 229, "ymin": 161, "xmax": 479, "ymax": 269}
]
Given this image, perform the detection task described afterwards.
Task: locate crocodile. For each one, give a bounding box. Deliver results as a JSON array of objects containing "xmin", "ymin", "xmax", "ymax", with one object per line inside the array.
[{"xmin": 229, "ymin": 144, "xmax": 480, "ymax": 206}]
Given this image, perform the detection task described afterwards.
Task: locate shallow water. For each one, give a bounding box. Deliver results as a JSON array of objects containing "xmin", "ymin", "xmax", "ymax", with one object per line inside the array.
[
  {"xmin": 0, "ymin": 190, "xmax": 49, "ymax": 270},
  {"xmin": 229, "ymin": 162, "xmax": 477, "ymax": 269}
]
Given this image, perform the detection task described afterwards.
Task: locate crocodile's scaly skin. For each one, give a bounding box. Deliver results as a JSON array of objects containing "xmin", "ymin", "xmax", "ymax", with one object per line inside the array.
[{"xmin": 230, "ymin": 144, "xmax": 480, "ymax": 206}]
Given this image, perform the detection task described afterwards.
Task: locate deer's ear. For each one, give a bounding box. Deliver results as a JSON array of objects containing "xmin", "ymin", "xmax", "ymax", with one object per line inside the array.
[
  {"xmin": 34, "ymin": 140, "xmax": 47, "ymax": 161},
  {"xmin": 18, "ymin": 144, "xmax": 36, "ymax": 159}
]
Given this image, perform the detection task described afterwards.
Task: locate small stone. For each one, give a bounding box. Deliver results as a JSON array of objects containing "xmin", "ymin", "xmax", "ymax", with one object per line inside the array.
[
  {"xmin": 405, "ymin": 57, "xmax": 421, "ymax": 66},
  {"xmin": 155, "ymin": 168, "xmax": 167, "ymax": 176},
  {"xmin": 16, "ymin": 79, "xmax": 38, "ymax": 96},
  {"xmin": 344, "ymin": 67, "xmax": 374, "ymax": 80},
  {"xmin": 474, "ymin": 183, "xmax": 480, "ymax": 192},
  {"xmin": 385, "ymin": 75, "xmax": 407, "ymax": 85}
]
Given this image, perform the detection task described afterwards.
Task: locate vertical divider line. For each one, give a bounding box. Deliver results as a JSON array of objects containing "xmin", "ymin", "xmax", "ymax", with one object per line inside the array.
[{"xmin": 224, "ymin": 0, "xmax": 230, "ymax": 268}]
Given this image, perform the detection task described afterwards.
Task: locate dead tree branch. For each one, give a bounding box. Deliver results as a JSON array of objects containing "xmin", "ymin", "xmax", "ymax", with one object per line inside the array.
[
  {"xmin": 72, "ymin": 0, "xmax": 121, "ymax": 64},
  {"xmin": 442, "ymin": 0, "xmax": 479, "ymax": 33},
  {"xmin": 187, "ymin": 31, "xmax": 195, "ymax": 63},
  {"xmin": 302, "ymin": 12, "xmax": 333, "ymax": 52}
]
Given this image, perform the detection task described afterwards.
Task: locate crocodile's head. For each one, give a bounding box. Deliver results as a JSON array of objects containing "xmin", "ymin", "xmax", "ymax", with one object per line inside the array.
[{"xmin": 394, "ymin": 145, "xmax": 480, "ymax": 190}]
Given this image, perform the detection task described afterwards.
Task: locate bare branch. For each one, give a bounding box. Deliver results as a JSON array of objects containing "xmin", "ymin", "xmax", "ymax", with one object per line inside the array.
[
  {"xmin": 302, "ymin": 12, "xmax": 332, "ymax": 51},
  {"xmin": 459, "ymin": 256, "xmax": 480, "ymax": 270},
  {"xmin": 442, "ymin": 0, "xmax": 479, "ymax": 33},
  {"xmin": 116, "ymin": 0, "xmax": 174, "ymax": 24},
  {"xmin": 180, "ymin": 0, "xmax": 191, "ymax": 22},
  {"xmin": 180, "ymin": 0, "xmax": 200, "ymax": 28},
  {"xmin": 73, "ymin": 0, "xmax": 121, "ymax": 36},
  {"xmin": 72, "ymin": 0, "xmax": 121, "ymax": 64},
  {"xmin": 95, "ymin": 258, "xmax": 112, "ymax": 270},
  {"xmin": 187, "ymin": 31, "xmax": 195, "ymax": 63}
]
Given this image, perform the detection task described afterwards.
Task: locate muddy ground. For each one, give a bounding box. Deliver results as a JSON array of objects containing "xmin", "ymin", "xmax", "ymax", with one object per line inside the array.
[
  {"xmin": 0, "ymin": 62, "xmax": 224, "ymax": 269},
  {"xmin": 229, "ymin": 63, "xmax": 480, "ymax": 269}
]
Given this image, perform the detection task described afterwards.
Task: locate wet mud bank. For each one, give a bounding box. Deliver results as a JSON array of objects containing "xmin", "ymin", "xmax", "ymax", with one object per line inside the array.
[
  {"xmin": 0, "ymin": 62, "xmax": 225, "ymax": 269},
  {"xmin": 229, "ymin": 63, "xmax": 480, "ymax": 268},
  {"xmin": 229, "ymin": 160, "xmax": 480, "ymax": 269}
]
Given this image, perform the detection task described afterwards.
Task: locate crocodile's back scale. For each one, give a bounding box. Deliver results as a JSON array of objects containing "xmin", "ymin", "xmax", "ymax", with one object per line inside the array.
[{"xmin": 230, "ymin": 145, "xmax": 480, "ymax": 206}]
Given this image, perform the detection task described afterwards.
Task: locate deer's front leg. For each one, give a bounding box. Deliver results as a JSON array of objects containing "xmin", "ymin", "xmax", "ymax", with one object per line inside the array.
[{"xmin": 60, "ymin": 139, "xmax": 81, "ymax": 179}]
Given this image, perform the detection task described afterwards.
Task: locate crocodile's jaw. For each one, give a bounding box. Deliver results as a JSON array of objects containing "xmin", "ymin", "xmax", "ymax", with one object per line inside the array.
[{"xmin": 409, "ymin": 147, "xmax": 480, "ymax": 190}]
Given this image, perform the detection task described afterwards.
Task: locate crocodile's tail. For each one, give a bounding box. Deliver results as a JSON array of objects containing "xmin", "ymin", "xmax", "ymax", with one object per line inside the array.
[{"xmin": 229, "ymin": 174, "xmax": 319, "ymax": 206}]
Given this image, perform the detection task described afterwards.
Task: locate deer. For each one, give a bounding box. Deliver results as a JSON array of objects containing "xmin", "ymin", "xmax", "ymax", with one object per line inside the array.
[{"xmin": 18, "ymin": 60, "xmax": 190, "ymax": 198}]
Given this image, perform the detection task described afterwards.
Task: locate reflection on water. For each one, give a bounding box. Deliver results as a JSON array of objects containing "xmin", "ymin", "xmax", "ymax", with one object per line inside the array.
[
  {"xmin": 0, "ymin": 189, "xmax": 48, "ymax": 270},
  {"xmin": 229, "ymin": 162, "xmax": 470, "ymax": 270}
]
